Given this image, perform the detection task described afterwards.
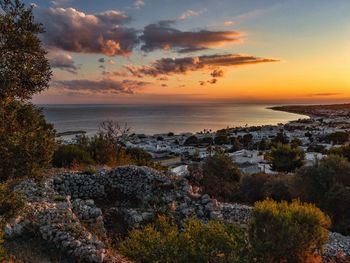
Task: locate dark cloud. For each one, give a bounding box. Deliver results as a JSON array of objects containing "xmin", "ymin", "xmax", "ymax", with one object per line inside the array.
[
  {"xmin": 37, "ymin": 7, "xmax": 138, "ymax": 56},
  {"xmin": 125, "ymin": 54, "xmax": 279, "ymax": 77},
  {"xmin": 310, "ymin": 92, "xmax": 343, "ymax": 96},
  {"xmin": 140, "ymin": 20, "xmax": 241, "ymax": 53},
  {"xmin": 52, "ymin": 79, "xmax": 149, "ymax": 94},
  {"xmin": 208, "ymin": 79, "xmax": 217, "ymax": 84},
  {"xmin": 49, "ymin": 52, "xmax": 79, "ymax": 74},
  {"xmin": 210, "ymin": 69, "xmax": 224, "ymax": 78}
]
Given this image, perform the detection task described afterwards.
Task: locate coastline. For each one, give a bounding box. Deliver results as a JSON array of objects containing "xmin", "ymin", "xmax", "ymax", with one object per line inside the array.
[{"xmin": 269, "ymin": 103, "xmax": 350, "ymax": 119}]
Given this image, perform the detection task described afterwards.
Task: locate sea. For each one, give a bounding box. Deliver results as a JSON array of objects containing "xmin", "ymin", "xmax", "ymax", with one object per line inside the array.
[{"xmin": 40, "ymin": 103, "xmax": 308, "ymax": 136}]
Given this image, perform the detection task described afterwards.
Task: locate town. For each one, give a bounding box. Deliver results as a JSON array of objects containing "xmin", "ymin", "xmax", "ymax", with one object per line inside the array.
[{"xmin": 125, "ymin": 106, "xmax": 350, "ymax": 176}]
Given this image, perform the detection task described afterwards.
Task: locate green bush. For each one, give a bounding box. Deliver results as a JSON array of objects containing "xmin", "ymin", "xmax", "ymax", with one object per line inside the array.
[
  {"xmin": 269, "ymin": 144, "xmax": 305, "ymax": 173},
  {"xmin": 249, "ymin": 199, "xmax": 330, "ymax": 263},
  {"xmin": 0, "ymin": 100, "xmax": 56, "ymax": 181},
  {"xmin": 52, "ymin": 144, "xmax": 94, "ymax": 168},
  {"xmin": 119, "ymin": 216, "xmax": 249, "ymax": 263}
]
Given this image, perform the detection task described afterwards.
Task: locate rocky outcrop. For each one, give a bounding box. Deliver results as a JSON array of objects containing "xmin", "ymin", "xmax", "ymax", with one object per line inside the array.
[{"xmin": 3, "ymin": 166, "xmax": 350, "ymax": 262}]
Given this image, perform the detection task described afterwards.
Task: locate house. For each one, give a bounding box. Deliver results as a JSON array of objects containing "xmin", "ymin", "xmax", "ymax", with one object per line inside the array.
[
  {"xmin": 171, "ymin": 165, "xmax": 189, "ymax": 176},
  {"xmin": 305, "ymin": 152, "xmax": 326, "ymax": 166}
]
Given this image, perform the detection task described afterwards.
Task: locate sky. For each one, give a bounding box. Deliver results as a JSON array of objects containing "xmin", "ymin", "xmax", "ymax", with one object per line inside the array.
[{"xmin": 23, "ymin": 0, "xmax": 350, "ymax": 104}]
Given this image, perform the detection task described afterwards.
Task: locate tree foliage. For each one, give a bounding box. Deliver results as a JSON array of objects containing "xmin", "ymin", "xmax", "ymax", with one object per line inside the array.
[
  {"xmin": 297, "ymin": 155, "xmax": 350, "ymax": 235},
  {"xmin": 269, "ymin": 144, "xmax": 305, "ymax": 173},
  {"xmin": 0, "ymin": 100, "xmax": 56, "ymax": 180},
  {"xmin": 0, "ymin": 0, "xmax": 56, "ymax": 181},
  {"xmin": 0, "ymin": 0, "xmax": 51, "ymax": 100},
  {"xmin": 201, "ymin": 152, "xmax": 242, "ymax": 201}
]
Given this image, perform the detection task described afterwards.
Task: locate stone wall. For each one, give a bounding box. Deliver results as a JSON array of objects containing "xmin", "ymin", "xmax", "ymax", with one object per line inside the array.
[{"xmin": 4, "ymin": 166, "xmax": 350, "ymax": 262}]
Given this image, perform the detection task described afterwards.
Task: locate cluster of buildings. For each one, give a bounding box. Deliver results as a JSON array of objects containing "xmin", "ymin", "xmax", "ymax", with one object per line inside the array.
[{"xmin": 124, "ymin": 114, "xmax": 350, "ymax": 176}]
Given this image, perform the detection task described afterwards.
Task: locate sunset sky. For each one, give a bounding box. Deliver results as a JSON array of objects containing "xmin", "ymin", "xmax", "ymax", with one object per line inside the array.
[{"xmin": 26, "ymin": 0, "xmax": 350, "ymax": 104}]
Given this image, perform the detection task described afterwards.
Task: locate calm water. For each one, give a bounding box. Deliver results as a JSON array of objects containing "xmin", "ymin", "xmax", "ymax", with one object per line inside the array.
[{"xmin": 40, "ymin": 104, "xmax": 307, "ymax": 135}]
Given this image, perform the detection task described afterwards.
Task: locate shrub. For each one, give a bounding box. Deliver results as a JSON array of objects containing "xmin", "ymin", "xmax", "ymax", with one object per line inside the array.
[
  {"xmin": 249, "ymin": 199, "xmax": 330, "ymax": 263},
  {"xmin": 0, "ymin": 100, "xmax": 56, "ymax": 181},
  {"xmin": 201, "ymin": 152, "xmax": 242, "ymax": 201},
  {"xmin": 262, "ymin": 177, "xmax": 292, "ymax": 202},
  {"xmin": 269, "ymin": 144, "xmax": 305, "ymax": 173},
  {"xmin": 329, "ymin": 145, "xmax": 350, "ymax": 161},
  {"xmin": 119, "ymin": 216, "xmax": 249, "ymax": 263},
  {"xmin": 126, "ymin": 147, "xmax": 164, "ymax": 171},
  {"xmin": 323, "ymin": 185, "xmax": 350, "ymax": 235},
  {"xmin": 239, "ymin": 173, "xmax": 270, "ymax": 204},
  {"xmin": 126, "ymin": 148, "xmax": 153, "ymax": 166},
  {"xmin": 52, "ymin": 144, "xmax": 94, "ymax": 168},
  {"xmin": 297, "ymin": 155, "xmax": 350, "ymax": 204}
]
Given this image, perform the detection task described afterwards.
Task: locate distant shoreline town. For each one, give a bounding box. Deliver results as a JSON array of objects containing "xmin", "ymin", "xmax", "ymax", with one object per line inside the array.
[{"xmin": 60, "ymin": 103, "xmax": 350, "ymax": 177}]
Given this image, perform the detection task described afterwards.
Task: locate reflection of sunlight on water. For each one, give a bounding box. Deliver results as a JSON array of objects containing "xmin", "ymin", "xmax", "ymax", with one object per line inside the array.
[{"xmin": 42, "ymin": 104, "xmax": 308, "ymax": 135}]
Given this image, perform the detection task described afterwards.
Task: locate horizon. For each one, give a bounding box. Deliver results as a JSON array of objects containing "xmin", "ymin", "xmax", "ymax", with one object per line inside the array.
[{"xmin": 20, "ymin": 0, "xmax": 350, "ymax": 105}]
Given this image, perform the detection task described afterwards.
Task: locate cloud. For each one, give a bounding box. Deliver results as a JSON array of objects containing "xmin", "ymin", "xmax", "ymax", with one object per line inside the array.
[
  {"xmin": 52, "ymin": 79, "xmax": 149, "ymax": 94},
  {"xmin": 37, "ymin": 7, "xmax": 138, "ymax": 56},
  {"xmin": 210, "ymin": 69, "xmax": 224, "ymax": 78},
  {"xmin": 51, "ymin": 0, "xmax": 70, "ymax": 7},
  {"xmin": 49, "ymin": 52, "xmax": 79, "ymax": 74},
  {"xmin": 208, "ymin": 79, "xmax": 217, "ymax": 84},
  {"xmin": 125, "ymin": 54, "xmax": 279, "ymax": 77},
  {"xmin": 133, "ymin": 0, "xmax": 145, "ymax": 9},
  {"xmin": 178, "ymin": 9, "xmax": 205, "ymax": 21},
  {"xmin": 310, "ymin": 92, "xmax": 343, "ymax": 97},
  {"xmin": 140, "ymin": 20, "xmax": 242, "ymax": 53},
  {"xmin": 224, "ymin": 21, "xmax": 235, "ymax": 26}
]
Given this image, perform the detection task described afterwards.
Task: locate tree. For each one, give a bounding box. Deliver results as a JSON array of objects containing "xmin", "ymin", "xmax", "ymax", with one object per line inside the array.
[
  {"xmin": 250, "ymin": 199, "xmax": 330, "ymax": 263},
  {"xmin": 199, "ymin": 136, "xmax": 213, "ymax": 145},
  {"xmin": 272, "ymin": 132, "xmax": 289, "ymax": 145},
  {"xmin": 240, "ymin": 134, "xmax": 253, "ymax": 148},
  {"xmin": 0, "ymin": 0, "xmax": 55, "ymax": 180},
  {"xmin": 239, "ymin": 173, "xmax": 270, "ymax": 204},
  {"xmin": 184, "ymin": 135, "xmax": 198, "ymax": 146},
  {"xmin": 214, "ymin": 134, "xmax": 230, "ymax": 145},
  {"xmin": 258, "ymin": 138, "xmax": 269, "ymax": 151},
  {"xmin": 269, "ymin": 144, "xmax": 305, "ymax": 173},
  {"xmin": 88, "ymin": 121, "xmax": 130, "ymax": 165},
  {"xmin": 297, "ymin": 155, "xmax": 350, "ymax": 204},
  {"xmin": 0, "ymin": 100, "xmax": 56, "ymax": 180},
  {"xmin": 201, "ymin": 152, "xmax": 242, "ymax": 201},
  {"xmin": 230, "ymin": 137, "xmax": 242, "ymax": 152},
  {"xmin": 0, "ymin": 0, "xmax": 51, "ymax": 100},
  {"xmin": 297, "ymin": 155, "xmax": 350, "ymax": 235},
  {"xmin": 290, "ymin": 138, "xmax": 302, "ymax": 148}
]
